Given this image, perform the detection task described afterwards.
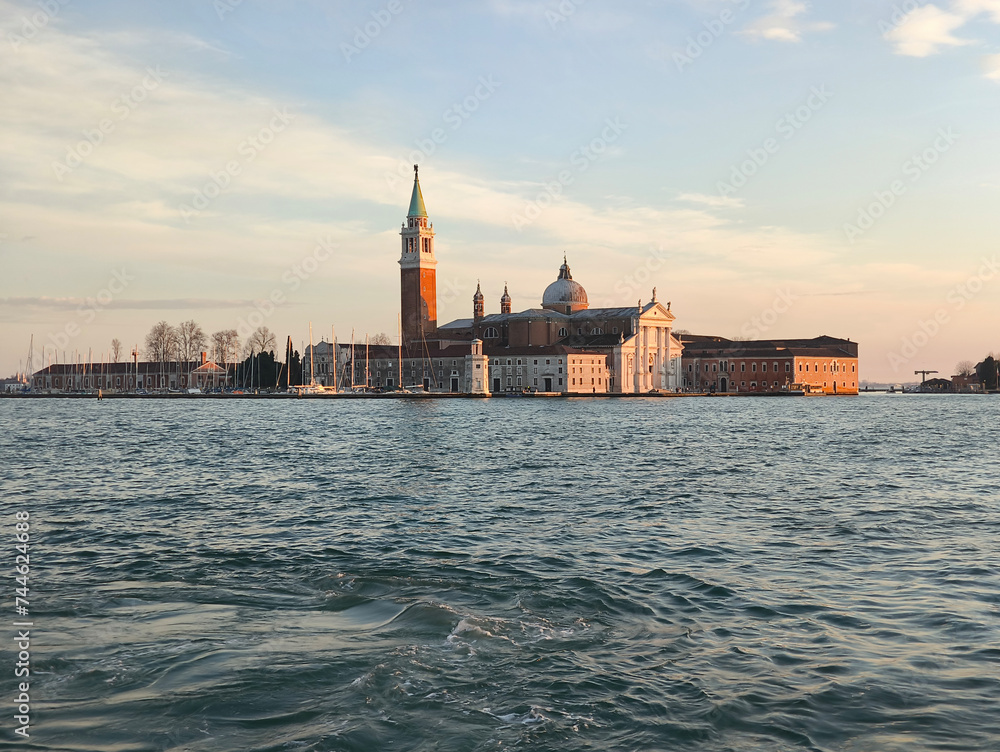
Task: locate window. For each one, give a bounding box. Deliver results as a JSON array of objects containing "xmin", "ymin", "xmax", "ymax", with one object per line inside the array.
[
  {"xmin": 773, "ymin": 362, "xmax": 778, "ymax": 372},
  {"xmin": 517, "ymin": 359, "xmax": 522, "ymax": 365},
  {"xmin": 762, "ymin": 363, "xmax": 768, "ymax": 373},
  {"xmin": 545, "ymin": 359, "xmax": 550, "ymax": 365},
  {"xmin": 591, "ymin": 327, "xmax": 604, "ymax": 335},
  {"xmin": 533, "ymin": 368, "xmax": 537, "ymax": 374},
  {"xmin": 572, "ymin": 378, "xmax": 576, "ymax": 385},
  {"xmin": 741, "ymin": 363, "xmax": 746, "ymax": 372},
  {"xmin": 558, "ymin": 327, "xmax": 568, "ymax": 337},
  {"xmin": 578, "ymin": 328, "xmax": 583, "ymax": 335},
  {"xmin": 558, "ymin": 378, "xmax": 563, "ymax": 386},
  {"xmin": 484, "ymin": 327, "xmax": 499, "ymax": 338},
  {"xmin": 517, "ymin": 377, "xmax": 522, "ymax": 386},
  {"xmin": 558, "ymin": 359, "xmax": 563, "ymax": 364},
  {"xmin": 507, "ymin": 377, "xmax": 512, "ymax": 386},
  {"xmin": 612, "ymin": 327, "xmax": 618, "ymax": 334},
  {"xmin": 506, "ymin": 359, "xmax": 512, "ymax": 365},
  {"xmin": 752, "ymin": 363, "xmax": 757, "ymax": 372},
  {"xmin": 785, "ymin": 363, "xmax": 790, "ymax": 372},
  {"xmin": 533, "ymin": 378, "xmax": 538, "ymax": 386},
  {"xmin": 534, "ymin": 360, "xmax": 538, "ymax": 365},
  {"xmin": 713, "ymin": 365, "xmax": 717, "ymax": 372}
]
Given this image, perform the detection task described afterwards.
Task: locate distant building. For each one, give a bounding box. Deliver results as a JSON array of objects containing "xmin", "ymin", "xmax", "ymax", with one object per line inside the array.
[
  {"xmin": 31, "ymin": 353, "xmax": 229, "ymax": 392},
  {"xmin": 951, "ymin": 372, "xmax": 981, "ymax": 392},
  {"xmin": 919, "ymin": 378, "xmax": 954, "ymax": 393},
  {"xmin": 1, "ymin": 375, "xmax": 29, "ymax": 393},
  {"xmin": 679, "ymin": 335, "xmax": 860, "ymax": 394},
  {"xmin": 315, "ymin": 166, "xmax": 685, "ymax": 394}
]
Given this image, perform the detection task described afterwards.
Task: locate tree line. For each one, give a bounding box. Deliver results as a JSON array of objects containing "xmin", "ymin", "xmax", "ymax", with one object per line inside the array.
[
  {"xmin": 106, "ymin": 320, "xmax": 305, "ymax": 389},
  {"xmin": 956, "ymin": 356, "xmax": 998, "ymax": 390}
]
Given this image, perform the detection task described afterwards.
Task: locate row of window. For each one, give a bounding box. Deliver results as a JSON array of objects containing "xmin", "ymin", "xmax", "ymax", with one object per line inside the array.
[
  {"xmin": 689, "ymin": 360, "xmax": 857, "ymax": 374},
  {"xmin": 481, "ymin": 326, "xmax": 619, "ymax": 339}
]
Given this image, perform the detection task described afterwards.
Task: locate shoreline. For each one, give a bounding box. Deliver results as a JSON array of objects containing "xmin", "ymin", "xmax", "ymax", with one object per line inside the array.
[{"xmin": 2, "ymin": 391, "xmax": 865, "ymax": 400}]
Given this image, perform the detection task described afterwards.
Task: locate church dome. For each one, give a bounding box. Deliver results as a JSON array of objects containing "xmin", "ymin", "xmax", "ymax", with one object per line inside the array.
[{"xmin": 542, "ymin": 258, "xmax": 588, "ymax": 313}]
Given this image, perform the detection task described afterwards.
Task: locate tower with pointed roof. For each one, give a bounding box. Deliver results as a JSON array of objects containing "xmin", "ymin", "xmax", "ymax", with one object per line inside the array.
[
  {"xmin": 399, "ymin": 165, "xmax": 437, "ymax": 346},
  {"xmin": 473, "ymin": 282, "xmax": 485, "ymax": 320},
  {"xmin": 500, "ymin": 284, "xmax": 512, "ymax": 315}
]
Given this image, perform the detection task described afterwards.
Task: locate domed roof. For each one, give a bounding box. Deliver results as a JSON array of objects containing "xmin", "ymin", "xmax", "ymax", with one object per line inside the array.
[{"xmin": 542, "ymin": 258, "xmax": 588, "ymax": 312}]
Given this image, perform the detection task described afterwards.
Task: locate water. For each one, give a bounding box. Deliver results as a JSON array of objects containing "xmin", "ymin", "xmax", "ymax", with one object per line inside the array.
[{"xmin": 2, "ymin": 395, "xmax": 999, "ymax": 751}]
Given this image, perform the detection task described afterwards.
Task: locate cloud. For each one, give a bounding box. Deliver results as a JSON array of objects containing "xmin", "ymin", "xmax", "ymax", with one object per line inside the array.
[
  {"xmin": 676, "ymin": 192, "xmax": 746, "ymax": 209},
  {"xmin": 884, "ymin": 4, "xmax": 972, "ymax": 57},
  {"xmin": 983, "ymin": 52, "xmax": 1000, "ymax": 78},
  {"xmin": 740, "ymin": 0, "xmax": 833, "ymax": 43},
  {"xmin": 0, "ymin": 297, "xmax": 261, "ymax": 311},
  {"xmin": 954, "ymin": 0, "xmax": 1000, "ymax": 23}
]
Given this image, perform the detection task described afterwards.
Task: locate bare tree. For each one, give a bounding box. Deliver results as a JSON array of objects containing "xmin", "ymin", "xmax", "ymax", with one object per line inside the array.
[
  {"xmin": 174, "ymin": 320, "xmax": 207, "ymax": 364},
  {"xmin": 144, "ymin": 321, "xmax": 177, "ymax": 363},
  {"xmin": 111, "ymin": 338, "xmax": 123, "ymax": 363},
  {"xmin": 211, "ymin": 329, "xmax": 239, "ymax": 364},
  {"xmin": 955, "ymin": 360, "xmax": 976, "ymax": 377},
  {"xmin": 247, "ymin": 326, "xmax": 276, "ymax": 355},
  {"xmin": 371, "ymin": 332, "xmax": 392, "ymax": 345}
]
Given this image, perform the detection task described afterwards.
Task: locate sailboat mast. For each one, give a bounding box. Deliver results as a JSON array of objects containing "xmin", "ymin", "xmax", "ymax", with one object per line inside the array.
[
  {"xmin": 332, "ymin": 325, "xmax": 337, "ymax": 393},
  {"xmin": 397, "ymin": 314, "xmax": 401, "ymax": 391},
  {"xmin": 350, "ymin": 329, "xmax": 354, "ymax": 390},
  {"xmin": 309, "ymin": 321, "xmax": 316, "ymax": 386},
  {"xmin": 365, "ymin": 334, "xmax": 369, "ymax": 390}
]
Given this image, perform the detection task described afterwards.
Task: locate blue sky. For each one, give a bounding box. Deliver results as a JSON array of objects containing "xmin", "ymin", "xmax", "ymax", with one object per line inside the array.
[{"xmin": 1, "ymin": 0, "xmax": 999, "ymax": 381}]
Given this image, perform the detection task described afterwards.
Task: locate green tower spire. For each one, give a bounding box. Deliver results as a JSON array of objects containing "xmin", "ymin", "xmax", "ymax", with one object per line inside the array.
[{"xmin": 407, "ymin": 164, "xmax": 428, "ymax": 218}]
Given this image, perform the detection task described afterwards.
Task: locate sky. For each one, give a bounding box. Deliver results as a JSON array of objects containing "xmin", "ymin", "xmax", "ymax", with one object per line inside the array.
[{"xmin": 1, "ymin": 0, "xmax": 999, "ymax": 383}]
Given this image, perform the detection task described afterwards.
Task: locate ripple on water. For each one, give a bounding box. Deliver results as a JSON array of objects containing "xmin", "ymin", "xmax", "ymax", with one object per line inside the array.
[{"xmin": 3, "ymin": 395, "xmax": 999, "ymax": 751}]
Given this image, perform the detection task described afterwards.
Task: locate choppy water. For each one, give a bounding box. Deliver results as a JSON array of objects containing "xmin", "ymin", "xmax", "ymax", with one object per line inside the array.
[{"xmin": 2, "ymin": 395, "xmax": 999, "ymax": 751}]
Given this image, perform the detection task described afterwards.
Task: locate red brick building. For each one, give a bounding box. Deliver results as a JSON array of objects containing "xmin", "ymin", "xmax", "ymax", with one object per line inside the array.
[{"xmin": 680, "ymin": 335, "xmax": 859, "ymax": 394}]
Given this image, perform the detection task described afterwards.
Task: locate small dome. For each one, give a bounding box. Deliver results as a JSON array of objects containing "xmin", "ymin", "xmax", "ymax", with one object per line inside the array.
[{"xmin": 542, "ymin": 259, "xmax": 588, "ymax": 312}]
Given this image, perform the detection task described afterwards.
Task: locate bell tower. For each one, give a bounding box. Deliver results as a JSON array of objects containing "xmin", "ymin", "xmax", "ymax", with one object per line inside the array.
[{"xmin": 399, "ymin": 165, "xmax": 437, "ymax": 346}]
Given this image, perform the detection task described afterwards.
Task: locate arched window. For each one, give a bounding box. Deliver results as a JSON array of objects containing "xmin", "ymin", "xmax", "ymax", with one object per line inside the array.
[
  {"xmin": 483, "ymin": 327, "xmax": 499, "ymax": 338},
  {"xmin": 591, "ymin": 327, "xmax": 604, "ymax": 335},
  {"xmin": 558, "ymin": 327, "xmax": 568, "ymax": 338}
]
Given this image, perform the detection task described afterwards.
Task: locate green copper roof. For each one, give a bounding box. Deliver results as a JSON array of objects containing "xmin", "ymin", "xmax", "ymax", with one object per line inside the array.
[{"xmin": 407, "ymin": 168, "xmax": 428, "ymax": 218}]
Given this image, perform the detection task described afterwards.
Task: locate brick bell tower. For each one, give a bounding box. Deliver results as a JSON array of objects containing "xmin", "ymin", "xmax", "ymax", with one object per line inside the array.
[{"xmin": 399, "ymin": 165, "xmax": 437, "ymax": 346}]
